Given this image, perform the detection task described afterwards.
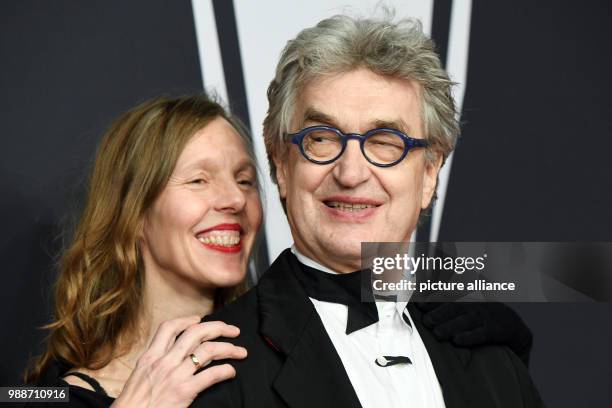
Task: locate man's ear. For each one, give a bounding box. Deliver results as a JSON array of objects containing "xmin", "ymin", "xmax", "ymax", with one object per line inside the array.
[
  {"xmin": 421, "ymin": 152, "xmax": 443, "ymax": 209},
  {"xmin": 273, "ymin": 153, "xmax": 288, "ymax": 199}
]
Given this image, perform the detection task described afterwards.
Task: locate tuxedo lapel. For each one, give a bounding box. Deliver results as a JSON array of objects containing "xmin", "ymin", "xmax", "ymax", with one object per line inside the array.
[
  {"xmin": 257, "ymin": 250, "xmax": 362, "ymax": 408},
  {"xmin": 409, "ymin": 304, "xmax": 472, "ymax": 408},
  {"xmin": 272, "ymin": 312, "xmax": 363, "ymax": 408}
]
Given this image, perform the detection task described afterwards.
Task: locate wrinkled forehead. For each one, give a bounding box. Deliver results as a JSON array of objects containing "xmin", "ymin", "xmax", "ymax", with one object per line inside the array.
[
  {"xmin": 291, "ymin": 69, "xmax": 424, "ymax": 136},
  {"xmin": 175, "ymin": 117, "xmax": 257, "ymax": 173}
]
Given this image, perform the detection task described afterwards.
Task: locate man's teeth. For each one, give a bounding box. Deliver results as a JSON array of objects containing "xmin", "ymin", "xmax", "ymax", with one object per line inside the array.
[
  {"xmin": 197, "ymin": 232, "xmax": 241, "ymax": 247},
  {"xmin": 327, "ymin": 201, "xmax": 376, "ymax": 211}
]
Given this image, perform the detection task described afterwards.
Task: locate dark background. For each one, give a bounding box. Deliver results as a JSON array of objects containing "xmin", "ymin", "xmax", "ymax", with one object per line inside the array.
[
  {"xmin": 439, "ymin": 2, "xmax": 612, "ymax": 406},
  {"xmin": 0, "ymin": 0, "xmax": 204, "ymax": 387},
  {"xmin": 1, "ymin": 1, "xmax": 611, "ymax": 406}
]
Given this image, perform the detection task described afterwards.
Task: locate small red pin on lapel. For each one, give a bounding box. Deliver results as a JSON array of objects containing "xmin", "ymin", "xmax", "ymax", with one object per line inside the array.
[{"xmin": 262, "ymin": 335, "xmax": 280, "ymax": 352}]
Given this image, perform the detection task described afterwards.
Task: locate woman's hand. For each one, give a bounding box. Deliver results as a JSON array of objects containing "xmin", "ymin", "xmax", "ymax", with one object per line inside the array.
[
  {"xmin": 112, "ymin": 315, "xmax": 246, "ymax": 408},
  {"xmin": 416, "ymin": 301, "xmax": 533, "ymax": 365}
]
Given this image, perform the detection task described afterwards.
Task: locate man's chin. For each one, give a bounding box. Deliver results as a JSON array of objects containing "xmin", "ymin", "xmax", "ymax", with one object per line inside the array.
[{"xmin": 319, "ymin": 242, "xmax": 364, "ymax": 271}]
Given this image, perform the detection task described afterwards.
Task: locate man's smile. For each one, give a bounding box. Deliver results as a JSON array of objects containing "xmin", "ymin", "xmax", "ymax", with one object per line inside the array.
[{"xmin": 320, "ymin": 195, "xmax": 382, "ymax": 219}]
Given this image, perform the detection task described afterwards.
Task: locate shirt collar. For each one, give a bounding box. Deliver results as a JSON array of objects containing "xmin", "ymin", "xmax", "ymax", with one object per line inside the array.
[
  {"xmin": 291, "ymin": 245, "xmax": 412, "ymax": 333},
  {"xmin": 291, "ymin": 244, "xmax": 338, "ymax": 275}
]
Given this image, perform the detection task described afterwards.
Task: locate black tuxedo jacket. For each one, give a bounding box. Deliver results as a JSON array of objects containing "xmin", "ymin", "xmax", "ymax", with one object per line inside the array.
[{"xmin": 191, "ymin": 249, "xmax": 544, "ymax": 408}]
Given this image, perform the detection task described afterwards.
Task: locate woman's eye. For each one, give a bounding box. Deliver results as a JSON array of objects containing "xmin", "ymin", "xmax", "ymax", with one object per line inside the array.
[
  {"xmin": 238, "ymin": 178, "xmax": 255, "ymax": 186},
  {"xmin": 190, "ymin": 178, "xmax": 206, "ymax": 185}
]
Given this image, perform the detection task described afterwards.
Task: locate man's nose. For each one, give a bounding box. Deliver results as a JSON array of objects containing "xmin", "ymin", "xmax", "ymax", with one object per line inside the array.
[
  {"xmin": 331, "ymin": 139, "xmax": 371, "ymax": 188},
  {"xmin": 213, "ymin": 180, "xmax": 247, "ymax": 213}
]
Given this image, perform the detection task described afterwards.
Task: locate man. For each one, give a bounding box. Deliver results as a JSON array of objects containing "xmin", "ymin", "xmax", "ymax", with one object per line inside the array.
[{"xmin": 193, "ymin": 14, "xmax": 541, "ymax": 408}]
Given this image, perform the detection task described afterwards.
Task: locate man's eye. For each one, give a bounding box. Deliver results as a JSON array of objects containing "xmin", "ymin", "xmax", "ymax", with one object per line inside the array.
[
  {"xmin": 373, "ymin": 141, "xmax": 402, "ymax": 148},
  {"xmin": 310, "ymin": 135, "xmax": 337, "ymax": 143}
]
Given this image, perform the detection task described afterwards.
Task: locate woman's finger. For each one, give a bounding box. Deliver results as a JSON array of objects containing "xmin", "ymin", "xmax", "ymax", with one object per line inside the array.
[
  {"xmin": 176, "ymin": 341, "xmax": 247, "ymax": 376},
  {"xmin": 189, "ymin": 363, "xmax": 237, "ymax": 395},
  {"xmin": 195, "ymin": 340, "xmax": 248, "ymax": 366},
  {"xmin": 160, "ymin": 364, "xmax": 237, "ymax": 405},
  {"xmin": 422, "ymin": 302, "xmax": 466, "ymax": 328},
  {"xmin": 452, "ymin": 325, "xmax": 488, "ymax": 346},
  {"xmin": 432, "ymin": 313, "xmax": 478, "ymax": 340},
  {"xmin": 144, "ymin": 315, "xmax": 201, "ymax": 358},
  {"xmin": 166, "ymin": 321, "xmax": 240, "ymax": 364}
]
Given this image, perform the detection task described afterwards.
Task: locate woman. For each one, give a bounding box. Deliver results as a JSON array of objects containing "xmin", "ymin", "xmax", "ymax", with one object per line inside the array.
[{"xmin": 26, "ymin": 94, "xmax": 262, "ymax": 407}]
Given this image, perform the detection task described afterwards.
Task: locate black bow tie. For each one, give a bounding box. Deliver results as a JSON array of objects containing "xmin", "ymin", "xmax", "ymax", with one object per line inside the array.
[{"xmin": 292, "ymin": 257, "xmax": 410, "ymax": 334}]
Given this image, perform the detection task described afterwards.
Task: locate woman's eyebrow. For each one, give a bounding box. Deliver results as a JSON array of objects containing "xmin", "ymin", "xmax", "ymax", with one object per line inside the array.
[
  {"xmin": 181, "ymin": 158, "xmax": 216, "ymax": 172},
  {"xmin": 180, "ymin": 157, "xmax": 256, "ymax": 175},
  {"xmin": 235, "ymin": 160, "xmax": 257, "ymax": 173}
]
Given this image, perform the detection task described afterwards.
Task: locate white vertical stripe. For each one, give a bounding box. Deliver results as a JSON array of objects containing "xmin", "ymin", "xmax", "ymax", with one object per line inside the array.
[
  {"xmin": 191, "ymin": 0, "xmax": 228, "ymax": 104},
  {"xmin": 192, "ymin": 0, "xmax": 260, "ymax": 281},
  {"xmin": 430, "ymin": 0, "xmax": 473, "ymax": 243}
]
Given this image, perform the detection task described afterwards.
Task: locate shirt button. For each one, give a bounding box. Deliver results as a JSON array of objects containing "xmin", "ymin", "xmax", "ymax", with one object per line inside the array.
[{"xmin": 376, "ymin": 356, "xmax": 389, "ymax": 366}]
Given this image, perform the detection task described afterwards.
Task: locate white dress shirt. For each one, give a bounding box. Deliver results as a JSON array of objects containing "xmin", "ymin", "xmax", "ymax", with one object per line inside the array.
[{"xmin": 291, "ymin": 246, "xmax": 446, "ymax": 408}]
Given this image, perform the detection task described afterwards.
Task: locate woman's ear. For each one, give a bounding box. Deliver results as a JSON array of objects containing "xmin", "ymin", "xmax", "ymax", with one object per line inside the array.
[{"xmin": 137, "ymin": 217, "xmax": 147, "ymax": 242}]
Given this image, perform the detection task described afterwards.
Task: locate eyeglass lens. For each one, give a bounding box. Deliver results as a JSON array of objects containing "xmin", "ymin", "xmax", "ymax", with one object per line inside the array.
[{"xmin": 301, "ymin": 129, "xmax": 406, "ymax": 165}]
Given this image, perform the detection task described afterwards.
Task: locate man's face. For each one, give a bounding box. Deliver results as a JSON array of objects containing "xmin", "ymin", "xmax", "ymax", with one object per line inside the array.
[{"xmin": 275, "ymin": 68, "xmax": 441, "ymax": 272}]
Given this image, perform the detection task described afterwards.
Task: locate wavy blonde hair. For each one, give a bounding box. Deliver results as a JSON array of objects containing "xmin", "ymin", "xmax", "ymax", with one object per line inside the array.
[{"xmin": 25, "ymin": 94, "xmax": 257, "ymax": 383}]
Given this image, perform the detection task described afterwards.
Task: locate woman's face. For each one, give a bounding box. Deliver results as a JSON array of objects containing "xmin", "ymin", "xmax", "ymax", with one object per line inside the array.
[{"xmin": 141, "ymin": 117, "xmax": 262, "ymax": 290}]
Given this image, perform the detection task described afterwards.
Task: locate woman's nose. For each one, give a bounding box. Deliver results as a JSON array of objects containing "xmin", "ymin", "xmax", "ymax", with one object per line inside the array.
[{"xmin": 213, "ymin": 180, "xmax": 247, "ymax": 213}]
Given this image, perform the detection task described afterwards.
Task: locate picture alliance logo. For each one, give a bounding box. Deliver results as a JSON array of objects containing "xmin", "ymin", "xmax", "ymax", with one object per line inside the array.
[{"xmin": 371, "ymin": 253, "xmax": 488, "ymax": 275}]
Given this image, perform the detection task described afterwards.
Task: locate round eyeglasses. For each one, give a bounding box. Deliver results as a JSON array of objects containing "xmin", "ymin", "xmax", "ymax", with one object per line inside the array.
[{"xmin": 287, "ymin": 125, "xmax": 428, "ymax": 167}]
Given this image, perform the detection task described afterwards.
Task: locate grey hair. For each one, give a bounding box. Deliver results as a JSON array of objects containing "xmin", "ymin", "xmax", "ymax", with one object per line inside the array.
[{"xmin": 263, "ymin": 13, "xmax": 460, "ymax": 186}]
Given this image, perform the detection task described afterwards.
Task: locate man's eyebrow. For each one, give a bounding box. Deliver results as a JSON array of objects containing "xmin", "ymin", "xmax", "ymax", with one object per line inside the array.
[
  {"xmin": 301, "ymin": 108, "xmax": 414, "ymax": 135},
  {"xmin": 373, "ymin": 119, "xmax": 414, "ymax": 135},
  {"xmin": 301, "ymin": 108, "xmax": 338, "ymax": 128}
]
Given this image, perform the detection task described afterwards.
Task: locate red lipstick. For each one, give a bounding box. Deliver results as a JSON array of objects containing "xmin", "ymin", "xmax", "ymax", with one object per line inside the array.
[
  {"xmin": 196, "ymin": 223, "xmax": 243, "ymax": 254},
  {"xmin": 198, "ymin": 223, "xmax": 242, "ymax": 233}
]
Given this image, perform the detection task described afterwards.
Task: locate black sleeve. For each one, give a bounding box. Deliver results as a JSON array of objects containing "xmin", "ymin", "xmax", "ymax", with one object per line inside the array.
[{"xmin": 503, "ymin": 347, "xmax": 545, "ymax": 407}]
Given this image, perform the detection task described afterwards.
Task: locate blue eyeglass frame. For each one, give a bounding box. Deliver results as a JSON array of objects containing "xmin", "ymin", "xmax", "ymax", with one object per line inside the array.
[{"xmin": 288, "ymin": 125, "xmax": 429, "ymax": 168}]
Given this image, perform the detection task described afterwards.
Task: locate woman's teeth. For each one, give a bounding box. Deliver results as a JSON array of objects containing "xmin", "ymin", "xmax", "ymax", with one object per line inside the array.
[
  {"xmin": 327, "ymin": 201, "xmax": 375, "ymax": 211},
  {"xmin": 197, "ymin": 232, "xmax": 241, "ymax": 247}
]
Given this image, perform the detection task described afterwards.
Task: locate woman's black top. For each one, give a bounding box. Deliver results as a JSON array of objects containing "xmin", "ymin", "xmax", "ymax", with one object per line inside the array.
[{"xmin": 27, "ymin": 362, "xmax": 115, "ymax": 407}]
